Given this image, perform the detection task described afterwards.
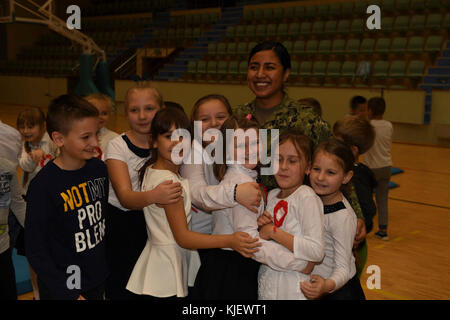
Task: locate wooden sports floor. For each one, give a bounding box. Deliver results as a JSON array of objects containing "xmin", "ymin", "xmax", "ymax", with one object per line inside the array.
[{"xmin": 1, "ymin": 104, "xmax": 449, "ymax": 300}]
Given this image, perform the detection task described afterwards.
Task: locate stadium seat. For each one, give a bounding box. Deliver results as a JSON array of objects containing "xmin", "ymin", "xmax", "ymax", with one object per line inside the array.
[
  {"xmin": 360, "ymin": 38, "xmax": 375, "ymax": 54},
  {"xmin": 293, "ymin": 40, "xmax": 305, "ymax": 55},
  {"xmin": 389, "ymin": 37, "xmax": 407, "ymax": 54},
  {"xmin": 426, "ymin": 14, "xmax": 442, "ymax": 30},
  {"xmin": 318, "ymin": 40, "xmax": 332, "ymax": 54},
  {"xmin": 394, "ymin": 16, "xmax": 410, "ymax": 33},
  {"xmin": 375, "ymin": 38, "xmax": 391, "ymax": 54},
  {"xmin": 410, "ymin": 15, "xmax": 425, "ymax": 33},
  {"xmin": 396, "ymin": 0, "xmax": 411, "ymax": 12},
  {"xmin": 305, "ymin": 40, "xmax": 319, "ymax": 54},
  {"xmin": 407, "ymin": 36, "xmax": 424, "ymax": 53},
  {"xmin": 346, "ymin": 39, "xmax": 361, "ymax": 54},
  {"xmin": 277, "ymin": 23, "xmax": 288, "ymax": 38},
  {"xmin": 288, "ymin": 22, "xmax": 300, "ymax": 38},
  {"xmin": 266, "ymin": 23, "xmax": 277, "ymax": 38},
  {"xmin": 312, "ymin": 21, "xmax": 324, "ymax": 35},
  {"xmin": 282, "ymin": 40, "xmax": 293, "ymax": 53},
  {"xmin": 326, "ymin": 61, "xmax": 342, "ymax": 78},
  {"xmin": 411, "ymin": 0, "xmax": 426, "ymax": 11},
  {"xmin": 332, "ymin": 39, "xmax": 346, "ymax": 54},
  {"xmin": 337, "ymin": 20, "xmax": 351, "ymax": 34},
  {"xmin": 407, "ymin": 60, "xmax": 425, "ymax": 77},
  {"xmin": 341, "ymin": 2, "xmax": 354, "ymax": 17},
  {"xmin": 351, "ymin": 19, "xmax": 365, "ymax": 34},
  {"xmin": 324, "ymin": 20, "xmax": 338, "ymax": 35},
  {"xmin": 300, "ymin": 22, "xmax": 312, "ymax": 35},
  {"xmin": 390, "ymin": 60, "xmax": 406, "ymax": 77},
  {"xmin": 425, "ymin": 35, "xmax": 443, "ymax": 53}
]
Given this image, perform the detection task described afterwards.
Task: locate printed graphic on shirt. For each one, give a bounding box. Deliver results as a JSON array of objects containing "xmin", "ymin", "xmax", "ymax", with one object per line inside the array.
[
  {"xmin": 273, "ymin": 200, "xmax": 288, "ymax": 232},
  {"xmin": 0, "ymin": 172, "xmax": 12, "ymax": 236},
  {"xmin": 59, "ymin": 177, "xmax": 107, "ymax": 253}
]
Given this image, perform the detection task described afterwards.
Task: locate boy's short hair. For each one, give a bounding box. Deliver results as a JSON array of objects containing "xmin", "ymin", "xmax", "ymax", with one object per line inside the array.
[
  {"xmin": 368, "ymin": 97, "xmax": 386, "ymax": 117},
  {"xmin": 85, "ymin": 93, "xmax": 115, "ymax": 111},
  {"xmin": 298, "ymin": 97, "xmax": 322, "ymax": 117},
  {"xmin": 47, "ymin": 94, "xmax": 99, "ymax": 137},
  {"xmin": 333, "ymin": 116, "xmax": 375, "ymax": 155},
  {"xmin": 350, "ymin": 95, "xmax": 367, "ymax": 111}
]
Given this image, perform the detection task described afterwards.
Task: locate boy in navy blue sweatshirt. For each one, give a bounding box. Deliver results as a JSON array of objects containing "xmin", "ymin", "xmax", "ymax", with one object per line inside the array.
[{"xmin": 25, "ymin": 94, "xmax": 109, "ymax": 300}]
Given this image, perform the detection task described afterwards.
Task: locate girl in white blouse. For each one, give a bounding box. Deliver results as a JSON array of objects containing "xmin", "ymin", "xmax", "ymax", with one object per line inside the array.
[
  {"xmin": 126, "ymin": 108, "xmax": 260, "ymax": 299},
  {"xmin": 300, "ymin": 138, "xmax": 365, "ymax": 300},
  {"xmin": 16, "ymin": 106, "xmax": 58, "ymax": 300},
  {"xmin": 257, "ymin": 130, "xmax": 325, "ymax": 300}
]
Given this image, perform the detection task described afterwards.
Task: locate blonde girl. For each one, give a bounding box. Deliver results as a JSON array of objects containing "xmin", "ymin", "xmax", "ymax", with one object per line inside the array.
[{"xmin": 104, "ymin": 83, "xmax": 182, "ymax": 300}]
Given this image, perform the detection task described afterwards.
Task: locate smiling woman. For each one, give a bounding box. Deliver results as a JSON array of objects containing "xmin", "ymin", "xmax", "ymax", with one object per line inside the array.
[{"xmin": 233, "ymin": 41, "xmax": 333, "ymax": 191}]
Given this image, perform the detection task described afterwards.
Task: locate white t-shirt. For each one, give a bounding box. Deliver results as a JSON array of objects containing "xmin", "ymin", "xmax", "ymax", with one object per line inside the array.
[
  {"xmin": 0, "ymin": 120, "xmax": 22, "ymax": 167},
  {"xmin": 97, "ymin": 127, "xmax": 119, "ymax": 160},
  {"xmin": 104, "ymin": 134, "xmax": 150, "ymax": 211},
  {"xmin": 310, "ymin": 197, "xmax": 357, "ymax": 292},
  {"xmin": 363, "ymin": 119, "xmax": 393, "ymax": 169}
]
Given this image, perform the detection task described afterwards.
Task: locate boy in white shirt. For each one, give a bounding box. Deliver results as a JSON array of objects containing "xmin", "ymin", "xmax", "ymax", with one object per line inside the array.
[{"xmin": 362, "ymin": 97, "xmax": 393, "ymax": 240}]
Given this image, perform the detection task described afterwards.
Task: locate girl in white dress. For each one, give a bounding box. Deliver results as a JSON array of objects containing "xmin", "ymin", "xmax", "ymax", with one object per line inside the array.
[
  {"xmin": 257, "ymin": 130, "xmax": 325, "ymax": 300},
  {"xmin": 300, "ymin": 138, "xmax": 365, "ymax": 300},
  {"xmin": 126, "ymin": 108, "xmax": 260, "ymax": 299}
]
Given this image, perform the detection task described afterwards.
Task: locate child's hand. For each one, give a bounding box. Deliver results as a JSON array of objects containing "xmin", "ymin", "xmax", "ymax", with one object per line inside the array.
[
  {"xmin": 236, "ymin": 182, "xmax": 262, "ymax": 214},
  {"xmin": 258, "ymin": 223, "xmax": 274, "ymax": 240},
  {"xmin": 257, "ymin": 210, "xmax": 273, "ymax": 227},
  {"xmin": 300, "ymin": 274, "xmax": 326, "ymax": 300},
  {"xmin": 230, "ymin": 232, "xmax": 261, "ymax": 258},
  {"xmin": 354, "ymin": 218, "xmax": 367, "ymax": 248},
  {"xmin": 153, "ymin": 180, "xmax": 182, "ymax": 205},
  {"xmin": 30, "ymin": 149, "xmax": 45, "ymax": 164}
]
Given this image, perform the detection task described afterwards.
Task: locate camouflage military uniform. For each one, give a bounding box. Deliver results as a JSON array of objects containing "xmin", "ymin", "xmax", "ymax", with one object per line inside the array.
[{"xmin": 233, "ymin": 94, "xmax": 365, "ymax": 221}]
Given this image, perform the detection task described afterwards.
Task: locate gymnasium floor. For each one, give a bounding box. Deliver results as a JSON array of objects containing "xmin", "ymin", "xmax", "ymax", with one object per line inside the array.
[{"xmin": 2, "ymin": 104, "xmax": 449, "ymax": 300}]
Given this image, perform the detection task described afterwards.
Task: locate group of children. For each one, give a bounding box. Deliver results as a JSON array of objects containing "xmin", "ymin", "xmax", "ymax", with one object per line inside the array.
[{"xmin": 0, "ymin": 83, "xmax": 392, "ymax": 301}]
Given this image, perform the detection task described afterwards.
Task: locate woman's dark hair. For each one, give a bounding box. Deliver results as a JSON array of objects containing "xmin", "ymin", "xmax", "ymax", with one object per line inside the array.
[
  {"xmin": 213, "ymin": 115, "xmax": 260, "ymax": 181},
  {"xmin": 248, "ymin": 41, "xmax": 291, "ymax": 71},
  {"xmin": 313, "ymin": 138, "xmax": 355, "ymax": 197},
  {"xmin": 138, "ymin": 107, "xmax": 191, "ymax": 184}
]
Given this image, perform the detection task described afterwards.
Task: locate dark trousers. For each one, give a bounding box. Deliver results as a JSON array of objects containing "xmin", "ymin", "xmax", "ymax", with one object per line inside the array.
[
  {"xmin": 323, "ymin": 274, "xmax": 366, "ymax": 300},
  {"xmin": 104, "ymin": 204, "xmax": 147, "ymax": 300},
  {"xmin": 0, "ymin": 248, "xmax": 18, "ymax": 300},
  {"xmin": 38, "ymin": 278, "xmax": 105, "ymax": 300}
]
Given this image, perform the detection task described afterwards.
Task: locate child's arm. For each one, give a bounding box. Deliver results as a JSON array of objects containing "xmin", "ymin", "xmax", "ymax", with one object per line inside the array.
[
  {"xmin": 18, "ymin": 147, "xmax": 37, "ymax": 173},
  {"xmin": 25, "ymin": 181, "xmax": 80, "ymax": 300},
  {"xmin": 163, "ymin": 198, "xmax": 261, "ymax": 257},
  {"xmin": 180, "ymin": 163, "xmax": 261, "ymax": 213},
  {"xmin": 301, "ymin": 212, "xmax": 357, "ymax": 299},
  {"xmin": 9, "ymin": 168, "xmax": 26, "ymax": 227},
  {"xmin": 260, "ymin": 195, "xmax": 325, "ymax": 263},
  {"xmin": 107, "ymin": 159, "xmax": 182, "ymax": 209},
  {"xmin": 348, "ymin": 183, "xmax": 366, "ymax": 246}
]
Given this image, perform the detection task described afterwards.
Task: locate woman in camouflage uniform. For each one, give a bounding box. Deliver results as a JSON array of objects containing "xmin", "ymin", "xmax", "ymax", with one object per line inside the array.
[{"xmin": 233, "ymin": 42, "xmax": 367, "ymax": 270}]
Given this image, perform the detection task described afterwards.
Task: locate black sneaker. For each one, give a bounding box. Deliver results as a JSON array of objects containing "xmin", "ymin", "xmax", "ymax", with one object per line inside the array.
[{"xmin": 374, "ymin": 230, "xmax": 389, "ymax": 241}]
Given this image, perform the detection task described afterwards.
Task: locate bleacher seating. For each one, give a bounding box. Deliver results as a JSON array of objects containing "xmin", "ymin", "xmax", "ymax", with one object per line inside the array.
[{"xmin": 0, "ymin": 0, "xmax": 449, "ymax": 89}]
